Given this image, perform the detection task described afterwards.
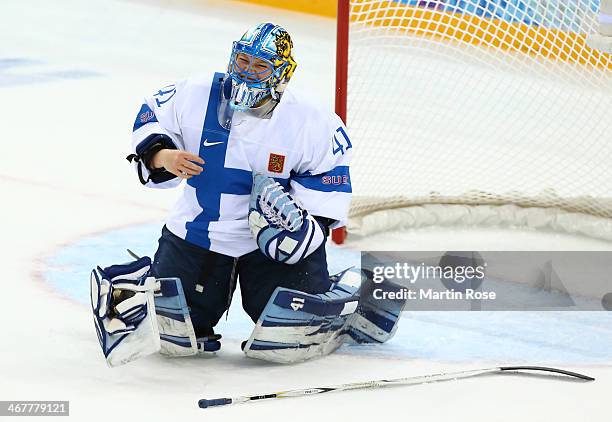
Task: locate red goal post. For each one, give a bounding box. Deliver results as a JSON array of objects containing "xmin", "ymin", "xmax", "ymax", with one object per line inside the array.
[{"xmin": 332, "ymin": 0, "xmax": 350, "ymax": 244}]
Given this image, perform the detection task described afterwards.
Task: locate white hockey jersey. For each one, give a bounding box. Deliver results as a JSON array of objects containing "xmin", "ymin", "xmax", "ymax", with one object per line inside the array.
[{"xmin": 131, "ymin": 73, "xmax": 352, "ymax": 257}]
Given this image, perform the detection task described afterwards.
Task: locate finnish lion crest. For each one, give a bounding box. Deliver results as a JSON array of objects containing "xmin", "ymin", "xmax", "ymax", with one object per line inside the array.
[{"xmin": 273, "ymin": 29, "xmax": 297, "ymax": 82}]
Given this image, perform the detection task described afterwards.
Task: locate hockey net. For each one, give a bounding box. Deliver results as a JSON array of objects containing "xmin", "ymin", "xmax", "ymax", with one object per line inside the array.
[{"xmin": 334, "ymin": 0, "xmax": 612, "ymax": 242}]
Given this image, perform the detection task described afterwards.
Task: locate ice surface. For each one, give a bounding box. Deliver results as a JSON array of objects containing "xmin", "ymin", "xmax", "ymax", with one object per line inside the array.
[{"xmin": 45, "ymin": 223, "xmax": 612, "ymax": 365}]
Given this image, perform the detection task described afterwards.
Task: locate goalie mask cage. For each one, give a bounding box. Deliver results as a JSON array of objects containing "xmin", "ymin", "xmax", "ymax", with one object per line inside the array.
[{"xmin": 332, "ymin": 0, "xmax": 612, "ymax": 244}]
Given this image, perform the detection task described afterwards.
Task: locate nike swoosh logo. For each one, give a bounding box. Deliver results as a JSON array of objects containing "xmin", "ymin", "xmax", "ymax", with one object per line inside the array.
[{"xmin": 202, "ymin": 139, "xmax": 224, "ymax": 147}]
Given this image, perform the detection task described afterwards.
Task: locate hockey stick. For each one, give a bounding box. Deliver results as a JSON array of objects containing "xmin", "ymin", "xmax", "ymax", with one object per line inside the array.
[{"xmin": 198, "ymin": 366, "xmax": 593, "ymax": 409}]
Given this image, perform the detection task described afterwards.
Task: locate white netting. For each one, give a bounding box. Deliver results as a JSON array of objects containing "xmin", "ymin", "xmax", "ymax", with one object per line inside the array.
[{"xmin": 345, "ymin": 0, "xmax": 612, "ymax": 239}]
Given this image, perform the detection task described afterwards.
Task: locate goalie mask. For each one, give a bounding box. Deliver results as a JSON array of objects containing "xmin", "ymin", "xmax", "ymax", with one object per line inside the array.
[{"xmin": 226, "ymin": 23, "xmax": 297, "ymax": 114}]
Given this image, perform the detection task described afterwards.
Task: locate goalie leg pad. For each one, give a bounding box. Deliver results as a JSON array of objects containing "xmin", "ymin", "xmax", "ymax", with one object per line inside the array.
[
  {"xmin": 90, "ymin": 256, "xmax": 209, "ymax": 366},
  {"xmin": 242, "ymin": 268, "xmax": 408, "ymax": 363},
  {"xmin": 346, "ymin": 272, "xmax": 407, "ymax": 344},
  {"xmin": 242, "ymin": 268, "xmax": 361, "ymax": 364},
  {"xmin": 154, "ymin": 277, "xmax": 199, "ymax": 357}
]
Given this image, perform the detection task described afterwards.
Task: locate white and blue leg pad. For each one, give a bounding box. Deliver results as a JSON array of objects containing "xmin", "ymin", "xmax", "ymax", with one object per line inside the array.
[
  {"xmin": 242, "ymin": 268, "xmax": 408, "ymax": 363},
  {"xmin": 242, "ymin": 268, "xmax": 361, "ymax": 363},
  {"xmin": 248, "ymin": 173, "xmax": 324, "ymax": 264},
  {"xmin": 90, "ymin": 257, "xmax": 160, "ymax": 367},
  {"xmin": 90, "ymin": 257, "xmax": 203, "ymax": 367},
  {"xmin": 153, "ymin": 277, "xmax": 199, "ymax": 357},
  {"xmin": 346, "ymin": 274, "xmax": 407, "ymax": 344}
]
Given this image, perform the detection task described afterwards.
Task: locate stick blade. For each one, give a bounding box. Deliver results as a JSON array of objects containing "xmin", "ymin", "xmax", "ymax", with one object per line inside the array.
[{"xmin": 499, "ymin": 366, "xmax": 594, "ymax": 381}]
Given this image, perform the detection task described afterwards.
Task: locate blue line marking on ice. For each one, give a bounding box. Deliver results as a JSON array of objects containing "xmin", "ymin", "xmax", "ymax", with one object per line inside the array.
[
  {"xmin": 0, "ymin": 57, "xmax": 100, "ymax": 87},
  {"xmin": 44, "ymin": 223, "xmax": 612, "ymax": 364},
  {"xmin": 0, "ymin": 58, "xmax": 41, "ymax": 69}
]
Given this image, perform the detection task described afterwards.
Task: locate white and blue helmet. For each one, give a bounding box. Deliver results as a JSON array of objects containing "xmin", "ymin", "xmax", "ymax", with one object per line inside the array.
[{"xmin": 227, "ymin": 23, "xmax": 297, "ymax": 111}]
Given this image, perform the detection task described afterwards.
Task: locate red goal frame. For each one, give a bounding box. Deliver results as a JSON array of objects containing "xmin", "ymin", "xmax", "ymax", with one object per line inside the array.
[{"xmin": 331, "ymin": 0, "xmax": 350, "ymax": 244}]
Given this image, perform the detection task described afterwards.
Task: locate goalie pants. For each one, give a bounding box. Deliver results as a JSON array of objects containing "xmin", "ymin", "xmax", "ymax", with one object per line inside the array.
[{"xmin": 151, "ymin": 225, "xmax": 331, "ymax": 337}]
